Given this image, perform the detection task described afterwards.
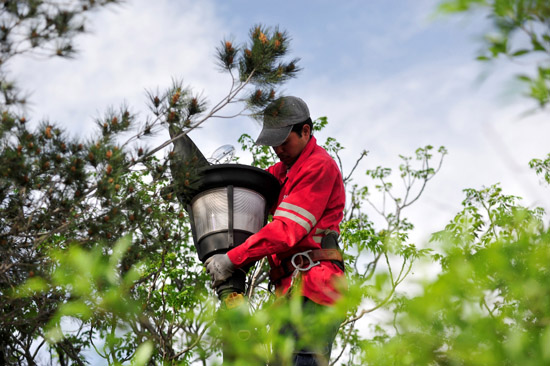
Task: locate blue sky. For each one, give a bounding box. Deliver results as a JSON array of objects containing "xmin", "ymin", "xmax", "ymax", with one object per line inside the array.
[
  {"xmin": 216, "ymin": 0, "xmax": 472, "ymax": 78},
  {"xmin": 11, "ymin": 0, "xmax": 550, "ymax": 248}
]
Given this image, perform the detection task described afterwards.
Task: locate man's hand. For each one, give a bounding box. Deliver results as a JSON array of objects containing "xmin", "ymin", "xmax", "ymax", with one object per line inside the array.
[{"xmin": 205, "ymin": 254, "xmax": 235, "ymax": 288}]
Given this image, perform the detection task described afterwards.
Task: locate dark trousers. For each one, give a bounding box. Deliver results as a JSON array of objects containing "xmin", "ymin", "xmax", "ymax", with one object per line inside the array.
[{"xmin": 277, "ymin": 297, "xmax": 342, "ymax": 366}]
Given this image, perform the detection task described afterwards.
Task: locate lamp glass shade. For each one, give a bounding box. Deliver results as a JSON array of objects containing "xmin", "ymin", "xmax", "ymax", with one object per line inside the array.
[{"xmin": 191, "ymin": 187, "xmax": 266, "ymax": 241}]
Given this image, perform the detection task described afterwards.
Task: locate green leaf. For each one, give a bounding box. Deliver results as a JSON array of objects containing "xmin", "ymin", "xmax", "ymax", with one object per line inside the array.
[
  {"xmin": 476, "ymin": 55, "xmax": 491, "ymax": 61},
  {"xmin": 57, "ymin": 300, "xmax": 93, "ymax": 320},
  {"xmin": 542, "ymin": 326, "xmax": 550, "ymax": 361},
  {"xmin": 531, "ymin": 36, "xmax": 546, "ymax": 51},
  {"xmin": 44, "ymin": 324, "xmax": 64, "ymax": 343},
  {"xmin": 108, "ymin": 235, "xmax": 132, "ymax": 283},
  {"xmin": 437, "ymin": 0, "xmax": 488, "ymax": 13},
  {"xmin": 13, "ymin": 277, "xmax": 48, "ymax": 297},
  {"xmin": 511, "ymin": 49, "xmax": 530, "ymax": 57}
]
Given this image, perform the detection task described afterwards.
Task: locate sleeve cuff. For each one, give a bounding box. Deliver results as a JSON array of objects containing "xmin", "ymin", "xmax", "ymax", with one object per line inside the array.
[{"xmin": 226, "ymin": 247, "xmax": 244, "ymax": 268}]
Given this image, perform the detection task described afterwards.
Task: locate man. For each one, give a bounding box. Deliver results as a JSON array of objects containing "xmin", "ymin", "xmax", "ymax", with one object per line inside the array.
[{"xmin": 206, "ymin": 96, "xmax": 346, "ymax": 365}]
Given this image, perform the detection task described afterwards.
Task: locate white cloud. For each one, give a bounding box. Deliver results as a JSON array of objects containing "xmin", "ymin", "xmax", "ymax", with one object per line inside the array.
[{"xmin": 10, "ymin": 0, "xmax": 226, "ymax": 139}]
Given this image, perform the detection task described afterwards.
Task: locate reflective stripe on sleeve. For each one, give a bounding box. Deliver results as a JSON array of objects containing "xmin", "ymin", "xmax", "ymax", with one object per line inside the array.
[
  {"xmin": 274, "ymin": 209, "xmax": 312, "ymax": 232},
  {"xmin": 278, "ymin": 202, "xmax": 317, "ymax": 227}
]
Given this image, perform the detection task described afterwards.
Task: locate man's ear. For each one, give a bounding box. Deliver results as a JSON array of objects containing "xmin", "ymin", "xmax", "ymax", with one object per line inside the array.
[{"xmin": 302, "ymin": 124, "xmax": 311, "ymax": 139}]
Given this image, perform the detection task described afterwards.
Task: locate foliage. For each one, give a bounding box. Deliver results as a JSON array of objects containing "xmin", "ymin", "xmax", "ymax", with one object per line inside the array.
[
  {"xmin": 359, "ymin": 185, "xmax": 550, "ymax": 365},
  {"xmin": 0, "ymin": 97, "xmax": 199, "ymax": 364},
  {"xmin": 11, "ymin": 237, "xmax": 149, "ymax": 365},
  {"xmin": 529, "ymin": 152, "xmax": 550, "ymax": 185},
  {"xmin": 438, "ymin": 0, "xmax": 550, "ymax": 108}
]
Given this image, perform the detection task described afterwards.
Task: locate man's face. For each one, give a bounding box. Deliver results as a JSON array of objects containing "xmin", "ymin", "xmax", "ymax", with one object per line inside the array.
[{"xmin": 273, "ymin": 125, "xmax": 310, "ymax": 167}]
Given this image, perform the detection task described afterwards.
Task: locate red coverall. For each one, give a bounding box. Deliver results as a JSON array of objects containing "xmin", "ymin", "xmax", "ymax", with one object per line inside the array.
[{"xmin": 226, "ymin": 136, "xmax": 346, "ymax": 305}]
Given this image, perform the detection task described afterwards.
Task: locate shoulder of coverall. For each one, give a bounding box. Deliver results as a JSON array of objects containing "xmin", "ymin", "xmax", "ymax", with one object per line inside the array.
[
  {"xmin": 267, "ymin": 135, "xmax": 318, "ymax": 179},
  {"xmin": 286, "ymin": 135, "xmax": 341, "ymax": 181}
]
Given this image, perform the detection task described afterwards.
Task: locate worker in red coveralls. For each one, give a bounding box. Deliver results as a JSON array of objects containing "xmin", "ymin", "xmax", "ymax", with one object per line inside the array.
[{"xmin": 206, "ymin": 96, "xmax": 346, "ymax": 366}]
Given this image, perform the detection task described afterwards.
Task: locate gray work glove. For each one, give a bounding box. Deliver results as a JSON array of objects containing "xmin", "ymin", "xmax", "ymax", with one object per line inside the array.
[{"xmin": 204, "ymin": 254, "xmax": 235, "ymax": 288}]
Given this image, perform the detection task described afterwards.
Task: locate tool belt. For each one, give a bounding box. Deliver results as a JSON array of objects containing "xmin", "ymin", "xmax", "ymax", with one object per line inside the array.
[
  {"xmin": 269, "ymin": 248, "xmax": 344, "ymax": 284},
  {"xmin": 269, "ymin": 230, "xmax": 345, "ymax": 284}
]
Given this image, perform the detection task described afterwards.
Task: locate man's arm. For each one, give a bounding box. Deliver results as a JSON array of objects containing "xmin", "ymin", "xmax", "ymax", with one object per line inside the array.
[{"xmin": 227, "ymin": 159, "xmax": 339, "ymax": 268}]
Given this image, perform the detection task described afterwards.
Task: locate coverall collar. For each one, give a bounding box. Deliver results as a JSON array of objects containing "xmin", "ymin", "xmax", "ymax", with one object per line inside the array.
[{"xmin": 286, "ymin": 135, "xmax": 317, "ymax": 178}]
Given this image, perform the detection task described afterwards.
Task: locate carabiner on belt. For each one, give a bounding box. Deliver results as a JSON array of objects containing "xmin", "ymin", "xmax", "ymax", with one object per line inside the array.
[{"xmin": 291, "ymin": 250, "xmax": 321, "ymax": 272}]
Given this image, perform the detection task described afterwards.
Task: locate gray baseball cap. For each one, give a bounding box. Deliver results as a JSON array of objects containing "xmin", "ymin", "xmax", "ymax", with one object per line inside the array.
[{"xmin": 255, "ymin": 96, "xmax": 310, "ymax": 146}]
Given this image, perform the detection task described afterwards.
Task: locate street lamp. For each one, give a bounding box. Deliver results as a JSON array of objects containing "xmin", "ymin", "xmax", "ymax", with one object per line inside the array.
[{"xmin": 186, "ymin": 163, "xmax": 280, "ymax": 299}]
